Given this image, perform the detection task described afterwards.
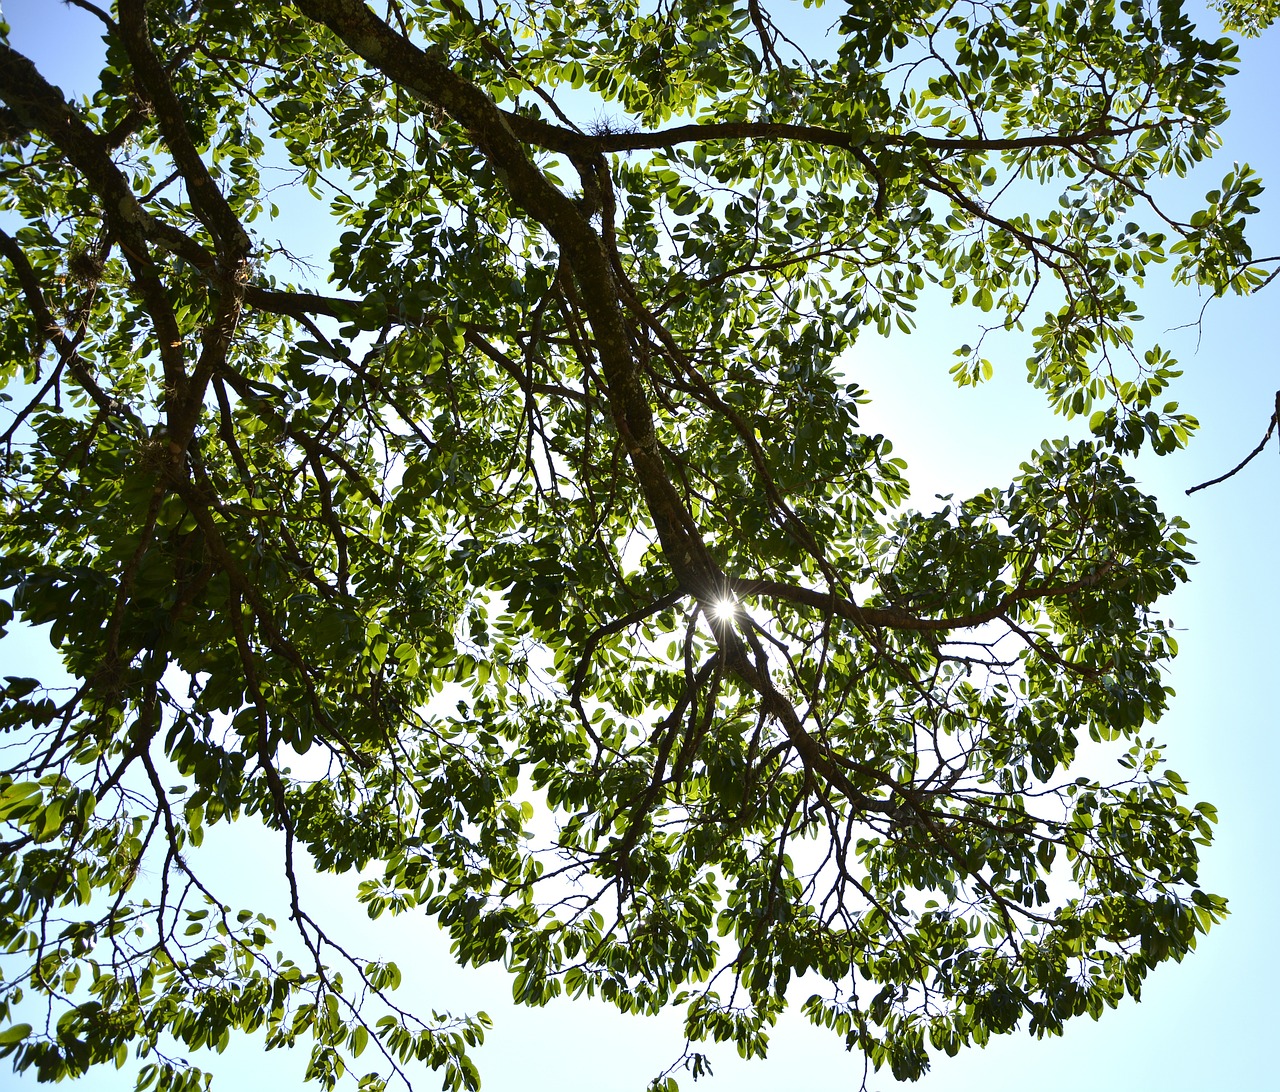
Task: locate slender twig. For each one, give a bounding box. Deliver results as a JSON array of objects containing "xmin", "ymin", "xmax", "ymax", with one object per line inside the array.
[{"xmin": 1186, "ymin": 390, "xmax": 1280, "ymax": 495}]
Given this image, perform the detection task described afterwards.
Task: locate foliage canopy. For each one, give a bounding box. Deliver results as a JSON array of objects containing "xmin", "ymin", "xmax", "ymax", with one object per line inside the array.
[{"xmin": 0, "ymin": 0, "xmax": 1267, "ymax": 1088}]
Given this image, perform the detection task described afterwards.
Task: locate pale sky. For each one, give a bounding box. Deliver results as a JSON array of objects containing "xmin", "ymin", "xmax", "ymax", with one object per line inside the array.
[{"xmin": 1, "ymin": 1, "xmax": 1276, "ymax": 1090}]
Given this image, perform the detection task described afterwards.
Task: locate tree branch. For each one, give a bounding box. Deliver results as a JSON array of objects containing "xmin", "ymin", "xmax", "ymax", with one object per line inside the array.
[{"xmin": 1186, "ymin": 390, "xmax": 1280, "ymax": 494}]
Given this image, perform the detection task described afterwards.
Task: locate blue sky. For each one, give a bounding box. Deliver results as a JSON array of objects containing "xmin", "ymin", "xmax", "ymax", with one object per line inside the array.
[{"xmin": 1, "ymin": 1, "xmax": 1277, "ymax": 1090}]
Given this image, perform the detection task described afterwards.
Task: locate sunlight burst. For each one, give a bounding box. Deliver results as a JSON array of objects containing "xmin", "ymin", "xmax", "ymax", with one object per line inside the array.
[{"xmin": 711, "ymin": 598, "xmax": 738, "ymax": 623}]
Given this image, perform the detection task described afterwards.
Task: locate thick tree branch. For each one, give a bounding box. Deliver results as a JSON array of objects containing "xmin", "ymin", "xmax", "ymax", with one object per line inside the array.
[{"xmin": 293, "ymin": 0, "xmax": 728, "ymax": 605}]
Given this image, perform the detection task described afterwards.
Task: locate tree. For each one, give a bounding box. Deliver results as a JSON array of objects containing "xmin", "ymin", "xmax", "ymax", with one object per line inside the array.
[
  {"xmin": 1211, "ymin": 0, "xmax": 1280, "ymax": 38},
  {"xmin": 0, "ymin": 1, "xmax": 1265, "ymax": 1088}
]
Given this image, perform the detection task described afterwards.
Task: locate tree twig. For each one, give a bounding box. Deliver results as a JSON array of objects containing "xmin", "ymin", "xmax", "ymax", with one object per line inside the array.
[{"xmin": 1186, "ymin": 390, "xmax": 1280, "ymax": 494}]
